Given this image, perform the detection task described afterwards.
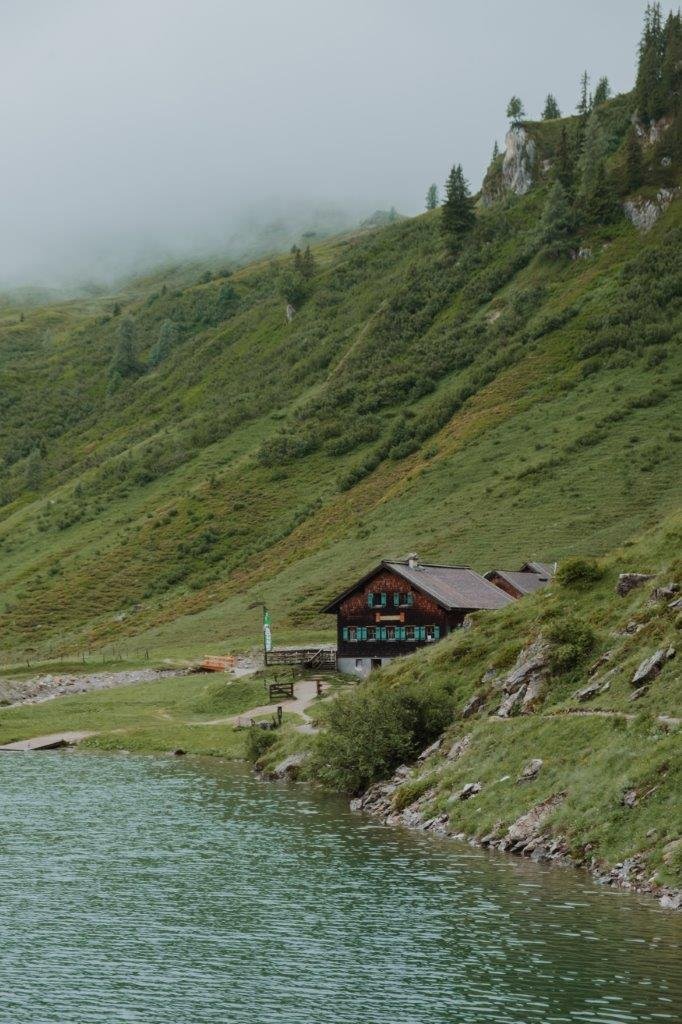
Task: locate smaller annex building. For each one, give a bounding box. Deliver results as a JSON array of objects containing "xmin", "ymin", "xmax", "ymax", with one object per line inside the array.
[
  {"xmin": 484, "ymin": 561, "xmax": 556, "ymax": 600},
  {"xmin": 321, "ymin": 555, "xmax": 513, "ymax": 677}
]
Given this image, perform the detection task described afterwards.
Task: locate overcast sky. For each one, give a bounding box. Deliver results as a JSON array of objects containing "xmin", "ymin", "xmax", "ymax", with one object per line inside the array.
[{"xmin": 0, "ymin": 0, "xmax": 658, "ymax": 287}]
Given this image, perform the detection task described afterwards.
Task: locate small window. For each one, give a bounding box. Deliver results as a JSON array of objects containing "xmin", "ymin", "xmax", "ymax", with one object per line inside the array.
[
  {"xmin": 367, "ymin": 626, "xmax": 376, "ymax": 640},
  {"xmin": 392, "ymin": 591, "xmax": 414, "ymax": 607},
  {"xmin": 367, "ymin": 591, "xmax": 388, "ymax": 608},
  {"xmin": 386, "ymin": 626, "xmax": 396, "ymax": 641},
  {"xmin": 405, "ymin": 625, "xmax": 416, "ymax": 641}
]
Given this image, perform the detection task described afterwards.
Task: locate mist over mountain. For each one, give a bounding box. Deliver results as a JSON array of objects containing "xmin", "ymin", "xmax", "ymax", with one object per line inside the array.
[{"xmin": 1, "ymin": 0, "xmax": 647, "ymax": 288}]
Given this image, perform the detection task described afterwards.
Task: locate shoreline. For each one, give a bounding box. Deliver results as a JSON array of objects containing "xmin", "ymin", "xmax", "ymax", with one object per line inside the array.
[{"xmin": 347, "ymin": 763, "xmax": 682, "ymax": 911}]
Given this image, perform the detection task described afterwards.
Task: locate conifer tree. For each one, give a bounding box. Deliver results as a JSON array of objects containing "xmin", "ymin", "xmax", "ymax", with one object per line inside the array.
[
  {"xmin": 555, "ymin": 125, "xmax": 574, "ymax": 192},
  {"xmin": 593, "ymin": 77, "xmax": 611, "ymax": 106},
  {"xmin": 506, "ymin": 96, "xmax": 525, "ymax": 124},
  {"xmin": 440, "ymin": 164, "xmax": 475, "ymax": 253},
  {"xmin": 537, "ymin": 181, "xmax": 575, "ymax": 258},
  {"xmin": 492, "ymin": 140, "xmax": 500, "ymax": 160},
  {"xmin": 636, "ymin": 2, "xmax": 666, "ymax": 121},
  {"xmin": 25, "ymin": 448, "xmax": 43, "ymax": 491},
  {"xmin": 541, "ymin": 94, "xmax": 561, "ymax": 120},
  {"xmin": 149, "ymin": 319, "xmax": 179, "ymax": 368},
  {"xmin": 577, "ymin": 71, "xmax": 592, "ymax": 117},
  {"xmin": 578, "ymin": 110, "xmax": 608, "ymax": 199},
  {"xmin": 624, "ymin": 126, "xmax": 644, "ymax": 191},
  {"xmin": 583, "ymin": 163, "xmax": 620, "ymax": 223},
  {"xmin": 425, "ymin": 183, "xmax": 439, "ymax": 210},
  {"xmin": 108, "ymin": 315, "xmax": 140, "ymax": 382},
  {"xmin": 301, "ymin": 245, "xmax": 315, "ymax": 278}
]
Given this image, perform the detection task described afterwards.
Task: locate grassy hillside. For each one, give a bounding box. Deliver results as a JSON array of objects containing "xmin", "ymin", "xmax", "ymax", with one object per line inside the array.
[{"xmin": 0, "ymin": 78, "xmax": 681, "ymax": 664}]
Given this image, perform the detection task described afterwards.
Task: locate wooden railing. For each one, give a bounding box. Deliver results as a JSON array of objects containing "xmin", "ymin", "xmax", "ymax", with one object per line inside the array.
[{"xmin": 265, "ymin": 647, "xmax": 336, "ymax": 668}]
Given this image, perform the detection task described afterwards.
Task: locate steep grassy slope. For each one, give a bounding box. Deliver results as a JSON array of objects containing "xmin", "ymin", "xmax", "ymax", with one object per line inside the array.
[{"xmin": 0, "ymin": 94, "xmax": 680, "ymax": 663}]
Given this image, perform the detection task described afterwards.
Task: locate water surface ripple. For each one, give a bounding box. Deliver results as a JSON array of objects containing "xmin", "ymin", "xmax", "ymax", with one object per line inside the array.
[{"xmin": 0, "ymin": 754, "xmax": 680, "ymax": 1023}]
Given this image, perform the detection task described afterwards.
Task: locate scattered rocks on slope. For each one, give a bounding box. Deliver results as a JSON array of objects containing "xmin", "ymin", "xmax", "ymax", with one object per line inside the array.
[
  {"xmin": 446, "ymin": 734, "xmax": 472, "ymax": 761},
  {"xmin": 492, "ymin": 638, "xmax": 550, "ymax": 717},
  {"xmin": 462, "ymin": 692, "xmax": 486, "ymax": 718},
  {"xmin": 649, "ymin": 582, "xmax": 680, "ymax": 603},
  {"xmin": 622, "ymin": 789, "xmax": 638, "ymax": 808},
  {"xmin": 417, "ymin": 737, "xmax": 442, "ymax": 762},
  {"xmin": 455, "ymin": 782, "xmax": 482, "ymax": 801},
  {"xmin": 506, "ymin": 793, "xmax": 566, "ymax": 846},
  {"xmin": 632, "ymin": 647, "xmax": 676, "ymax": 687},
  {"xmin": 616, "ymin": 572, "xmax": 655, "ymax": 597},
  {"xmin": 518, "ymin": 759, "xmax": 543, "ymax": 783}
]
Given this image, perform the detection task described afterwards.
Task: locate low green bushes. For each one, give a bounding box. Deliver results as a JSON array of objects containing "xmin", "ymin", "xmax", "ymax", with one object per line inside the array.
[{"xmin": 309, "ymin": 677, "xmax": 456, "ymax": 793}]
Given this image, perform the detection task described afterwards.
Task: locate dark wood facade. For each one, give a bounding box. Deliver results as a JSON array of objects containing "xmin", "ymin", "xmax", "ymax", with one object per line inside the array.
[{"xmin": 335, "ymin": 568, "xmax": 466, "ymax": 660}]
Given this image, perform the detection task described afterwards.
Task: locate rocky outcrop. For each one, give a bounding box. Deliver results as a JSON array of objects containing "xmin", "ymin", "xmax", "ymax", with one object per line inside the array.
[
  {"xmin": 616, "ymin": 572, "xmax": 655, "ymax": 597},
  {"xmin": 502, "ymin": 126, "xmax": 536, "ymax": 196},
  {"xmin": 632, "ymin": 647, "xmax": 676, "ymax": 687},
  {"xmin": 518, "ymin": 758, "xmax": 543, "ymax": 783},
  {"xmin": 623, "ymin": 188, "xmax": 679, "ymax": 231},
  {"xmin": 269, "ymin": 752, "xmax": 308, "ymax": 780},
  {"xmin": 492, "ymin": 638, "xmax": 550, "ymax": 717}
]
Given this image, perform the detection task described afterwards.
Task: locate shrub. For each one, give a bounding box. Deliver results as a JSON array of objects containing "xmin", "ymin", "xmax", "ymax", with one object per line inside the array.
[
  {"xmin": 246, "ymin": 726, "xmax": 277, "ymax": 762},
  {"xmin": 310, "ymin": 678, "xmax": 455, "ymax": 793},
  {"xmin": 557, "ymin": 557, "xmax": 604, "ymax": 590},
  {"xmin": 545, "ymin": 618, "xmax": 596, "ymax": 673}
]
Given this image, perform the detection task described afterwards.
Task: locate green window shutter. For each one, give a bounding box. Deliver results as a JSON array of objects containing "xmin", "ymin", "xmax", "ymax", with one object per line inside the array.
[
  {"xmin": 342, "ymin": 627, "xmax": 349, "ymax": 641},
  {"xmin": 417, "ymin": 626, "xmax": 425, "ymax": 641},
  {"xmin": 380, "ymin": 626, "xmax": 387, "ymax": 641},
  {"xmin": 397, "ymin": 626, "xmax": 405, "ymax": 640},
  {"xmin": 407, "ymin": 592, "xmax": 414, "ymax": 606},
  {"xmin": 393, "ymin": 592, "xmax": 399, "ymax": 607},
  {"xmin": 367, "ymin": 592, "xmax": 374, "ymax": 607},
  {"xmin": 361, "ymin": 627, "xmax": 368, "ymax": 640},
  {"xmin": 434, "ymin": 625, "xmax": 441, "ymax": 639},
  {"xmin": 381, "ymin": 592, "xmax": 387, "ymax": 607}
]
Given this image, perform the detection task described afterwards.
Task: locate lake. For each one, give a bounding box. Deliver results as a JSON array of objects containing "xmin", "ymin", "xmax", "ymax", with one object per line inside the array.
[{"xmin": 0, "ymin": 753, "xmax": 680, "ymax": 1023}]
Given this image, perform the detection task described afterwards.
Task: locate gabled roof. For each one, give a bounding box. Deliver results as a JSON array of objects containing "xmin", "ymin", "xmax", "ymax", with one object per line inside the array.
[
  {"xmin": 520, "ymin": 561, "xmax": 556, "ymax": 577},
  {"xmin": 485, "ymin": 569, "xmax": 551, "ymax": 595},
  {"xmin": 321, "ymin": 560, "xmax": 514, "ymax": 614}
]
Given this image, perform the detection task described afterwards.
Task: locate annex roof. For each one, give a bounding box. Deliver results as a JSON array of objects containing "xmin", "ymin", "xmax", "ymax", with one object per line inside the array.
[
  {"xmin": 520, "ymin": 561, "xmax": 556, "ymax": 577},
  {"xmin": 321, "ymin": 560, "xmax": 514, "ymax": 614},
  {"xmin": 485, "ymin": 569, "xmax": 551, "ymax": 595}
]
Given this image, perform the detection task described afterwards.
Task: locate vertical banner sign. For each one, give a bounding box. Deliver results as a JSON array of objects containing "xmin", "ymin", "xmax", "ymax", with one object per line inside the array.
[{"xmin": 263, "ymin": 609, "xmax": 273, "ymax": 652}]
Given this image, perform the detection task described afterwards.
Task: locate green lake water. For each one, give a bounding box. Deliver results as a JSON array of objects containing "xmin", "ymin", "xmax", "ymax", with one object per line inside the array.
[{"xmin": 0, "ymin": 753, "xmax": 680, "ymax": 1024}]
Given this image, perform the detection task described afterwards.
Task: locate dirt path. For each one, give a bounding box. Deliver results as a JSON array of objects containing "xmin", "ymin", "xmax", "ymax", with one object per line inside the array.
[
  {"xmin": 0, "ymin": 668, "xmax": 188, "ymax": 709},
  {"xmin": 201, "ymin": 679, "xmax": 325, "ymax": 730},
  {"xmin": 491, "ymin": 707, "xmax": 681, "ymax": 725}
]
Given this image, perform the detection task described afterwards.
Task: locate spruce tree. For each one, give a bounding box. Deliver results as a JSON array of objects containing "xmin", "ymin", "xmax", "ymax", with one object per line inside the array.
[
  {"xmin": 492, "ymin": 140, "xmax": 500, "ymax": 160},
  {"xmin": 578, "ymin": 110, "xmax": 608, "ymax": 200},
  {"xmin": 577, "ymin": 71, "xmax": 592, "ymax": 117},
  {"xmin": 541, "ymin": 94, "xmax": 561, "ymax": 120},
  {"xmin": 584, "ymin": 163, "xmax": 620, "ymax": 223},
  {"xmin": 555, "ymin": 126, "xmax": 574, "ymax": 192},
  {"xmin": 624, "ymin": 126, "xmax": 644, "ymax": 191},
  {"xmin": 538, "ymin": 181, "xmax": 575, "ymax": 258},
  {"xmin": 506, "ymin": 96, "xmax": 525, "ymax": 124},
  {"xmin": 425, "ymin": 183, "xmax": 439, "ymax": 210},
  {"xmin": 108, "ymin": 315, "xmax": 140, "ymax": 382},
  {"xmin": 25, "ymin": 448, "xmax": 43, "ymax": 491},
  {"xmin": 440, "ymin": 164, "xmax": 475, "ymax": 253},
  {"xmin": 593, "ymin": 77, "xmax": 611, "ymax": 106},
  {"xmin": 149, "ymin": 319, "xmax": 178, "ymax": 368},
  {"xmin": 301, "ymin": 245, "xmax": 315, "ymax": 278},
  {"xmin": 636, "ymin": 2, "xmax": 666, "ymax": 121}
]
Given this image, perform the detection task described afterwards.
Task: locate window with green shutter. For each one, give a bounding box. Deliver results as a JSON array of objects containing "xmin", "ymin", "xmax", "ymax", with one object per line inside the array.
[
  {"xmin": 393, "ymin": 592, "xmax": 400, "ymax": 607},
  {"xmin": 367, "ymin": 592, "xmax": 374, "ymax": 607},
  {"xmin": 380, "ymin": 592, "xmax": 387, "ymax": 607},
  {"xmin": 433, "ymin": 625, "xmax": 441, "ymax": 639},
  {"xmin": 342, "ymin": 627, "xmax": 349, "ymax": 641}
]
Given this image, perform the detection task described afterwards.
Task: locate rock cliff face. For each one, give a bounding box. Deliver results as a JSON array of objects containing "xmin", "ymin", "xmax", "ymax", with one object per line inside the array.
[
  {"xmin": 502, "ymin": 126, "xmax": 536, "ymax": 196},
  {"xmin": 623, "ymin": 188, "xmax": 679, "ymax": 231}
]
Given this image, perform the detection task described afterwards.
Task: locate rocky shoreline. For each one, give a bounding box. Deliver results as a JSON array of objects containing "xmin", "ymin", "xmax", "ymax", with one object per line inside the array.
[
  {"xmin": 349, "ymin": 760, "xmax": 682, "ymax": 911},
  {"xmin": 0, "ymin": 667, "xmax": 187, "ymax": 708}
]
